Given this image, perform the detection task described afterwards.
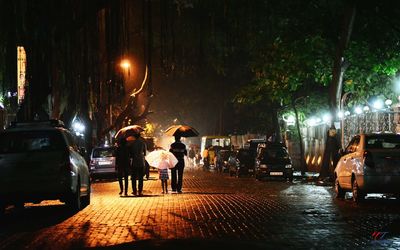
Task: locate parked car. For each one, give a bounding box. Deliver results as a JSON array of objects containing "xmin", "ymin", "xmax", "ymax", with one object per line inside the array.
[
  {"xmin": 233, "ymin": 148, "xmax": 255, "ymax": 177},
  {"xmin": 0, "ymin": 120, "xmax": 91, "ymax": 215},
  {"xmin": 334, "ymin": 133, "xmax": 400, "ymax": 202},
  {"xmin": 254, "ymin": 143, "xmax": 293, "ymax": 181},
  {"xmin": 89, "ymin": 146, "xmax": 117, "ymax": 179}
]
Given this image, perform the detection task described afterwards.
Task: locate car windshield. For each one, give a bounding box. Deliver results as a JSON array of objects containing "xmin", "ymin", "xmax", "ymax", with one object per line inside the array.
[
  {"xmin": 365, "ymin": 135, "xmax": 400, "ymax": 149},
  {"xmin": 260, "ymin": 147, "xmax": 289, "ymax": 163},
  {"xmin": 93, "ymin": 148, "xmax": 115, "ymax": 158},
  {"xmin": 0, "ymin": 130, "xmax": 65, "ymax": 153}
]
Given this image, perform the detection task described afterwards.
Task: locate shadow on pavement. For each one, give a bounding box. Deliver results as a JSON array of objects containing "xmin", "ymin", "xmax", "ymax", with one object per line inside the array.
[
  {"xmin": 92, "ymin": 239, "xmax": 268, "ymax": 250},
  {"xmin": 0, "ymin": 204, "xmax": 76, "ymax": 232}
]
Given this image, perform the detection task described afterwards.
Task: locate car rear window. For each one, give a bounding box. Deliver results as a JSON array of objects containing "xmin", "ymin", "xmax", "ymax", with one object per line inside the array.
[
  {"xmin": 0, "ymin": 130, "xmax": 66, "ymax": 153},
  {"xmin": 93, "ymin": 148, "xmax": 115, "ymax": 158},
  {"xmin": 366, "ymin": 135, "xmax": 400, "ymax": 149}
]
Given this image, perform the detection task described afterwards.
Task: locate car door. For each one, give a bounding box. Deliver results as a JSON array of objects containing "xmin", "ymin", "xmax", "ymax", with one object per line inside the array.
[
  {"xmin": 64, "ymin": 131, "xmax": 90, "ymax": 194},
  {"xmin": 343, "ymin": 136, "xmax": 361, "ymax": 188},
  {"xmin": 337, "ymin": 136, "xmax": 357, "ymax": 189}
]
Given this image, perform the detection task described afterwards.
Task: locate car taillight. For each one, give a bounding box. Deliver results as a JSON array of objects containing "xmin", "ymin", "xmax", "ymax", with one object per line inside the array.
[{"xmin": 363, "ymin": 150, "xmax": 375, "ymax": 168}]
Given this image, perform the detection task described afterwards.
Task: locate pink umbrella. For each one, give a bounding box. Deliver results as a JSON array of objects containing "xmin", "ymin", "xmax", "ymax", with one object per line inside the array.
[{"xmin": 145, "ymin": 149, "xmax": 178, "ymax": 169}]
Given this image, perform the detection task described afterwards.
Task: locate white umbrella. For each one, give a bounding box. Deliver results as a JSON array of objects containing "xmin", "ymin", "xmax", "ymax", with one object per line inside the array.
[{"xmin": 145, "ymin": 149, "xmax": 178, "ymax": 169}]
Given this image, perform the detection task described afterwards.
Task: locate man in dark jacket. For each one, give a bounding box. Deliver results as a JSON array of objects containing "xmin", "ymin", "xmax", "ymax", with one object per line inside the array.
[
  {"xmin": 130, "ymin": 133, "xmax": 147, "ymax": 196},
  {"xmin": 169, "ymin": 135, "xmax": 187, "ymax": 193}
]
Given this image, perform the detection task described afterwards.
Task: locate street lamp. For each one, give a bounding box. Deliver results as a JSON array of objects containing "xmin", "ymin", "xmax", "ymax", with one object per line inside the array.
[{"xmin": 120, "ymin": 59, "xmax": 131, "ymax": 70}]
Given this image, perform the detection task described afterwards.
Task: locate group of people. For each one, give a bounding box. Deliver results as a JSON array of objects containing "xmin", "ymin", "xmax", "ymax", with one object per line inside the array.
[
  {"xmin": 115, "ymin": 134, "xmax": 187, "ymax": 196},
  {"xmin": 115, "ymin": 133, "xmax": 147, "ymax": 196}
]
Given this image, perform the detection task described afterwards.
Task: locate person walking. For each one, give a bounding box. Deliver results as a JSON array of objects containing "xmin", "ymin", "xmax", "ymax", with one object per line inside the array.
[
  {"xmin": 188, "ymin": 146, "xmax": 195, "ymax": 167},
  {"xmin": 202, "ymin": 146, "xmax": 209, "ymax": 170},
  {"xmin": 129, "ymin": 133, "xmax": 147, "ymax": 196},
  {"xmin": 157, "ymin": 154, "xmax": 170, "ymax": 194},
  {"xmin": 169, "ymin": 135, "xmax": 187, "ymax": 193},
  {"xmin": 115, "ymin": 137, "xmax": 130, "ymax": 196}
]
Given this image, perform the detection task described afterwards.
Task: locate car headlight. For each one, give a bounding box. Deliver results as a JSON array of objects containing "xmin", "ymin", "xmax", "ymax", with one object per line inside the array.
[
  {"xmin": 285, "ymin": 164, "xmax": 292, "ymax": 169},
  {"xmin": 259, "ymin": 164, "xmax": 267, "ymax": 169}
]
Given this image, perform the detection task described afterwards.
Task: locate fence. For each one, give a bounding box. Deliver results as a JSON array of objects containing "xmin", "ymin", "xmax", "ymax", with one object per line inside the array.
[
  {"xmin": 342, "ymin": 110, "xmax": 400, "ymax": 147},
  {"xmin": 296, "ymin": 106, "xmax": 400, "ymax": 173}
]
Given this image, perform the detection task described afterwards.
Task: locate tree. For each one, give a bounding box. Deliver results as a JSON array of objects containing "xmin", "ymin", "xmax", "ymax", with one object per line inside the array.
[{"xmin": 320, "ymin": 0, "xmax": 357, "ymax": 180}]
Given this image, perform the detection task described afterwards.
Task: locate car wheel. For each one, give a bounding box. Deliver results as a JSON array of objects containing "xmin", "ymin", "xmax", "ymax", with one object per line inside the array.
[
  {"xmin": 288, "ymin": 175, "xmax": 293, "ymax": 182},
  {"xmin": 335, "ymin": 178, "xmax": 345, "ymax": 199},
  {"xmin": 67, "ymin": 180, "xmax": 81, "ymax": 211},
  {"xmin": 352, "ymin": 178, "xmax": 364, "ymax": 203},
  {"xmin": 81, "ymin": 178, "xmax": 91, "ymax": 207}
]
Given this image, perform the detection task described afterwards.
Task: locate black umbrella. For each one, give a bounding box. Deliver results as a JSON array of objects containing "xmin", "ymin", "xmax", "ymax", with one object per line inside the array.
[
  {"xmin": 164, "ymin": 125, "xmax": 199, "ymax": 137},
  {"xmin": 115, "ymin": 125, "xmax": 145, "ymax": 140}
]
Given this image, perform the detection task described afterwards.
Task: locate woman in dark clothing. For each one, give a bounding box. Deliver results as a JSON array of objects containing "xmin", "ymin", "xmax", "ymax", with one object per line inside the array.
[{"xmin": 115, "ymin": 138, "xmax": 130, "ymax": 196}]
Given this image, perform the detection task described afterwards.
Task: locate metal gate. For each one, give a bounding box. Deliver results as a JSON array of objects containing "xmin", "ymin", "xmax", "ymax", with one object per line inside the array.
[{"xmin": 342, "ymin": 110, "xmax": 400, "ymax": 147}]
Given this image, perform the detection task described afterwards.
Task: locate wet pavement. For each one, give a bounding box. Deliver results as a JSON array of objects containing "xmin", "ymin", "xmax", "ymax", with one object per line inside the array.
[{"xmin": 0, "ymin": 169, "xmax": 400, "ymax": 249}]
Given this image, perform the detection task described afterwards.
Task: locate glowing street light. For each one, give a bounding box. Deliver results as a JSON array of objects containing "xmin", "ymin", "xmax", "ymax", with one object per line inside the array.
[
  {"xmin": 322, "ymin": 113, "xmax": 332, "ymax": 124},
  {"xmin": 354, "ymin": 106, "xmax": 363, "ymax": 114},
  {"xmin": 385, "ymin": 99, "xmax": 393, "ymax": 107},
  {"xmin": 372, "ymin": 99, "xmax": 384, "ymax": 110},
  {"xmin": 120, "ymin": 59, "xmax": 131, "ymax": 70}
]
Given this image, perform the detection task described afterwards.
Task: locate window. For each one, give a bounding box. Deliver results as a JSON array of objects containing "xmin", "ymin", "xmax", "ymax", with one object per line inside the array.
[
  {"xmin": 366, "ymin": 135, "xmax": 400, "ymax": 149},
  {"xmin": 93, "ymin": 148, "xmax": 115, "ymax": 158},
  {"xmin": 346, "ymin": 136, "xmax": 360, "ymax": 153},
  {"xmin": 0, "ymin": 131, "xmax": 65, "ymax": 153}
]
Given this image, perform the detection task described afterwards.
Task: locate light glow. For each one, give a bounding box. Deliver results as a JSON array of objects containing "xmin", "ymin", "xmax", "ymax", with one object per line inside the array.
[
  {"xmin": 354, "ymin": 106, "xmax": 363, "ymax": 114},
  {"xmin": 322, "ymin": 113, "xmax": 332, "ymax": 124},
  {"xmin": 373, "ymin": 99, "xmax": 384, "ymax": 110},
  {"xmin": 120, "ymin": 59, "xmax": 131, "ymax": 69},
  {"xmin": 385, "ymin": 99, "xmax": 393, "ymax": 107},
  {"xmin": 17, "ymin": 46, "xmax": 26, "ymax": 104}
]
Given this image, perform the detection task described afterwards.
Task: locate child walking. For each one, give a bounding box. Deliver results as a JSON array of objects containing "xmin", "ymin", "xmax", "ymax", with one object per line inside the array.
[{"xmin": 158, "ymin": 154, "xmax": 170, "ymax": 194}]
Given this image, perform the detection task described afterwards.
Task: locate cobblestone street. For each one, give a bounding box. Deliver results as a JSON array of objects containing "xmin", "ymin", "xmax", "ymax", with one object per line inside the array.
[{"xmin": 1, "ymin": 169, "xmax": 400, "ymax": 250}]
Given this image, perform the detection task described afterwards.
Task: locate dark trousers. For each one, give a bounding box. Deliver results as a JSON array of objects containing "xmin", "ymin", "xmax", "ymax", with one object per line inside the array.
[
  {"xmin": 117, "ymin": 168, "xmax": 129, "ymax": 193},
  {"xmin": 171, "ymin": 160, "xmax": 184, "ymax": 192},
  {"xmin": 131, "ymin": 167, "xmax": 144, "ymax": 194}
]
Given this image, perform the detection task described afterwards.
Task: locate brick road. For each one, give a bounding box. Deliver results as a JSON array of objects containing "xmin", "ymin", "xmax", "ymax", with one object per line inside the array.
[{"xmin": 0, "ymin": 169, "xmax": 400, "ymax": 249}]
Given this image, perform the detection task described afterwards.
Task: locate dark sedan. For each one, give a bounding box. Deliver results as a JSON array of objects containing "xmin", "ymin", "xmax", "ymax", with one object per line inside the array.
[{"xmin": 255, "ymin": 144, "xmax": 293, "ymax": 181}]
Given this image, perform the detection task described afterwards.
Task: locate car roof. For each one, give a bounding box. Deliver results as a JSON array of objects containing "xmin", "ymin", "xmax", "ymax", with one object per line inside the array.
[
  {"xmin": 93, "ymin": 146, "xmax": 115, "ymax": 149},
  {"xmin": 359, "ymin": 133, "xmax": 400, "ymax": 137},
  {"xmin": 4, "ymin": 120, "xmax": 67, "ymax": 132}
]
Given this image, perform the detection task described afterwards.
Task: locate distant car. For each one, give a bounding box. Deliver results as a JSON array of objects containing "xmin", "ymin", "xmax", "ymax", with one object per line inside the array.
[
  {"xmin": 0, "ymin": 120, "xmax": 91, "ymax": 215},
  {"xmin": 334, "ymin": 133, "xmax": 400, "ymax": 202},
  {"xmin": 89, "ymin": 146, "xmax": 117, "ymax": 179},
  {"xmin": 254, "ymin": 143, "xmax": 293, "ymax": 181},
  {"xmin": 235, "ymin": 148, "xmax": 256, "ymax": 177}
]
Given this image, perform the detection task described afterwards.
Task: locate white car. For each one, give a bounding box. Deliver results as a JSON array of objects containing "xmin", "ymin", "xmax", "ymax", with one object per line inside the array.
[
  {"xmin": 0, "ymin": 120, "xmax": 91, "ymax": 214},
  {"xmin": 334, "ymin": 133, "xmax": 400, "ymax": 202}
]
